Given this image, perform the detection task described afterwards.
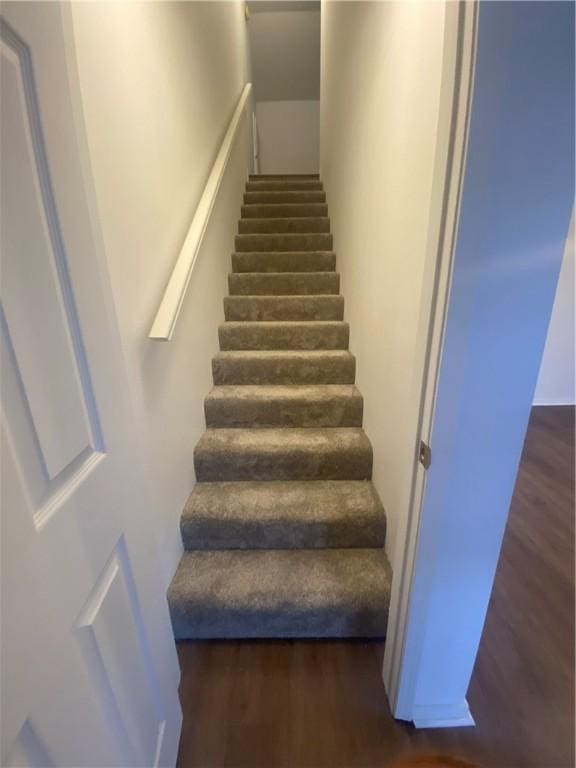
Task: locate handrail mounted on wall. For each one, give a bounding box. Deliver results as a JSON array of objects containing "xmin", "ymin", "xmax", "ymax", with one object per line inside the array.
[{"xmin": 149, "ymin": 82, "xmax": 252, "ymax": 341}]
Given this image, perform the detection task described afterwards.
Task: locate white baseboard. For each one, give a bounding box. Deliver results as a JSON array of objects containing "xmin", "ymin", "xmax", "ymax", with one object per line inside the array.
[
  {"xmin": 532, "ymin": 398, "xmax": 575, "ymax": 406},
  {"xmin": 411, "ymin": 701, "xmax": 476, "ymax": 729}
]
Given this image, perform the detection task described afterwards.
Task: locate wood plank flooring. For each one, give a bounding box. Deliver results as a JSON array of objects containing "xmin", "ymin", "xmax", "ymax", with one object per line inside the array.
[{"xmin": 176, "ymin": 406, "xmax": 575, "ymax": 768}]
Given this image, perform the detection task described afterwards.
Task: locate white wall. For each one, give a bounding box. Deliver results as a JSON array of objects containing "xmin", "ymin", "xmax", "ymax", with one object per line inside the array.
[
  {"xmin": 70, "ymin": 1, "xmax": 251, "ymax": 586},
  {"xmin": 534, "ymin": 212, "xmax": 575, "ymax": 405},
  {"xmin": 320, "ymin": 1, "xmax": 447, "ymax": 560},
  {"xmin": 249, "ymin": 7, "xmax": 320, "ymax": 174},
  {"xmin": 256, "ymin": 100, "xmax": 319, "ymax": 173}
]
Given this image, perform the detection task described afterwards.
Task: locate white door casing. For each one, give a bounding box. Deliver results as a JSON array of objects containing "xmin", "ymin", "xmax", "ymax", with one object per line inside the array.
[
  {"xmin": 382, "ymin": 0, "xmax": 478, "ymax": 719},
  {"xmin": 1, "ymin": 4, "xmax": 182, "ymax": 766}
]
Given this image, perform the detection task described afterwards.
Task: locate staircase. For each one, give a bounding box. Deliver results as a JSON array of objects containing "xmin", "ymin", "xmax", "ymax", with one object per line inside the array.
[{"xmin": 168, "ymin": 174, "xmax": 392, "ymax": 639}]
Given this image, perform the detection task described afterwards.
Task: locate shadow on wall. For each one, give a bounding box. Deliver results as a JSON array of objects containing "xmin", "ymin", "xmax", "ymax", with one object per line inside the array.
[{"xmin": 248, "ymin": 2, "xmax": 320, "ymax": 173}]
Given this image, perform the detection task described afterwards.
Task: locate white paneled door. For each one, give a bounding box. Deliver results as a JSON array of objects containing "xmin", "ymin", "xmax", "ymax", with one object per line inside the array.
[{"xmin": 0, "ymin": 4, "xmax": 182, "ymax": 766}]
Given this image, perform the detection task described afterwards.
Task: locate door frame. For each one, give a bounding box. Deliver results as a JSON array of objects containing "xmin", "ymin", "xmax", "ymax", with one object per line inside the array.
[{"xmin": 382, "ymin": 0, "xmax": 479, "ymax": 720}]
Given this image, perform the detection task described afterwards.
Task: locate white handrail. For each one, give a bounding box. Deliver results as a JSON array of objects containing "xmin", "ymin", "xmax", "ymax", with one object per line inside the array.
[{"xmin": 149, "ymin": 83, "xmax": 252, "ymax": 340}]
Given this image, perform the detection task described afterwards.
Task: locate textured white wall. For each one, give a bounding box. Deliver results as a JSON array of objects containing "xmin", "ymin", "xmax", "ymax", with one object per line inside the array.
[
  {"xmin": 70, "ymin": 1, "xmax": 251, "ymax": 586},
  {"xmin": 534, "ymin": 212, "xmax": 575, "ymax": 405},
  {"xmin": 256, "ymin": 100, "xmax": 320, "ymax": 173},
  {"xmin": 320, "ymin": 1, "xmax": 447, "ymax": 560}
]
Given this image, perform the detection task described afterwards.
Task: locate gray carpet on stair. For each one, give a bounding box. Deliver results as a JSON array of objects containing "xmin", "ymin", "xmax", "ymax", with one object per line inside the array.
[
  {"xmin": 168, "ymin": 174, "xmax": 391, "ymax": 640},
  {"xmin": 224, "ymin": 295, "xmax": 344, "ymax": 322},
  {"xmin": 169, "ymin": 549, "xmax": 392, "ymax": 639},
  {"xmin": 204, "ymin": 384, "xmax": 362, "ymax": 428},
  {"xmin": 229, "ymin": 271, "xmax": 340, "ymax": 295},
  {"xmin": 180, "ymin": 481, "xmax": 386, "ymax": 550},
  {"xmin": 212, "ymin": 350, "xmax": 356, "ymax": 385}
]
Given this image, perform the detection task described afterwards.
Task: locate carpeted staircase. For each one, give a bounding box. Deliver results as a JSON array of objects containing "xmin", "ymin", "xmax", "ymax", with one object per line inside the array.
[{"xmin": 168, "ymin": 174, "xmax": 392, "ymax": 639}]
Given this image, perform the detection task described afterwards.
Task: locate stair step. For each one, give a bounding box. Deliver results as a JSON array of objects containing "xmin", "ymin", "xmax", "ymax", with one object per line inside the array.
[
  {"xmin": 235, "ymin": 233, "xmax": 333, "ymax": 252},
  {"xmin": 244, "ymin": 190, "xmax": 326, "ymax": 204},
  {"xmin": 224, "ymin": 295, "xmax": 343, "ymax": 321},
  {"xmin": 246, "ymin": 180, "xmax": 323, "ymax": 192},
  {"xmin": 218, "ymin": 321, "xmax": 349, "ymax": 351},
  {"xmin": 205, "ymin": 385, "xmax": 362, "ymax": 428},
  {"xmin": 180, "ymin": 480, "xmax": 386, "ymax": 550},
  {"xmin": 249, "ymin": 174, "xmax": 320, "ymax": 180},
  {"xmin": 241, "ymin": 203, "xmax": 328, "ymax": 219},
  {"xmin": 238, "ymin": 217, "xmax": 330, "ymax": 235},
  {"xmin": 232, "ymin": 252, "xmax": 335, "ymax": 274},
  {"xmin": 168, "ymin": 548, "xmax": 391, "ymax": 639},
  {"xmin": 212, "ymin": 350, "xmax": 356, "ymax": 385},
  {"xmin": 229, "ymin": 272, "xmax": 339, "ymax": 296},
  {"xmin": 194, "ymin": 428, "xmax": 373, "ymax": 481}
]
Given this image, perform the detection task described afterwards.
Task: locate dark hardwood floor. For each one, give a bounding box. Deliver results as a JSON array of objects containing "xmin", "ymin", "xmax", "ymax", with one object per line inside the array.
[{"xmin": 176, "ymin": 406, "xmax": 575, "ymax": 768}]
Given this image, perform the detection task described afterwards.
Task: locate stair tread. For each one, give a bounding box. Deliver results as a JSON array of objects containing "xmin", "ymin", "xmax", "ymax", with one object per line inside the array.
[
  {"xmin": 221, "ymin": 319, "xmax": 348, "ymax": 326},
  {"xmin": 245, "ymin": 181, "xmax": 323, "ymax": 191},
  {"xmin": 182, "ymin": 479, "xmax": 385, "ymax": 537},
  {"xmin": 224, "ymin": 295, "xmax": 343, "ymax": 321},
  {"xmin": 195, "ymin": 427, "xmax": 371, "ymax": 454},
  {"xmin": 219, "ymin": 320, "xmax": 349, "ymax": 351},
  {"xmin": 229, "ymin": 272, "xmax": 340, "ymax": 295},
  {"xmin": 168, "ymin": 548, "xmax": 391, "ymax": 639},
  {"xmin": 181, "ymin": 480, "xmax": 386, "ymax": 550},
  {"xmin": 214, "ymin": 349, "xmax": 354, "ymax": 360},
  {"xmin": 232, "ymin": 253, "xmax": 336, "ymax": 273},
  {"xmin": 207, "ymin": 384, "xmax": 361, "ymax": 399},
  {"xmin": 241, "ymin": 204, "xmax": 328, "ymax": 218},
  {"xmin": 205, "ymin": 384, "xmax": 362, "ymax": 428},
  {"xmin": 236, "ymin": 233, "xmax": 333, "ymax": 252},
  {"xmin": 244, "ymin": 191, "xmax": 327, "ymax": 204},
  {"xmin": 212, "ymin": 350, "xmax": 356, "ymax": 385},
  {"xmin": 238, "ymin": 218, "xmax": 330, "ymax": 235}
]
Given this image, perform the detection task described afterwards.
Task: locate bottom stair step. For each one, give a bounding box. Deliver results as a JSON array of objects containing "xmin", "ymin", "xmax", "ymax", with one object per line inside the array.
[{"xmin": 168, "ymin": 548, "xmax": 392, "ymax": 639}]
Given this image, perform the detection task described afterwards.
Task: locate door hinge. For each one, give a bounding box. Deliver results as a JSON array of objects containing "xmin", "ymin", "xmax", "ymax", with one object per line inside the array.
[{"xmin": 419, "ymin": 440, "xmax": 432, "ymax": 469}]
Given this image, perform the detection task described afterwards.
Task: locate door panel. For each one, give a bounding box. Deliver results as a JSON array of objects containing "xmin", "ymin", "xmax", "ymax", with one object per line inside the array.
[
  {"xmin": 1, "ymin": 25, "xmax": 101, "ymax": 481},
  {"xmin": 0, "ymin": 5, "xmax": 181, "ymax": 766}
]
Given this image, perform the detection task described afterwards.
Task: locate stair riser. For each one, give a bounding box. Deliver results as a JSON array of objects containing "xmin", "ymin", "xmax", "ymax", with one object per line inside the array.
[
  {"xmin": 212, "ymin": 353, "xmax": 356, "ymax": 385},
  {"xmin": 224, "ymin": 296, "xmax": 344, "ymax": 321},
  {"xmin": 241, "ymin": 204, "xmax": 328, "ymax": 219},
  {"xmin": 244, "ymin": 191, "xmax": 326, "ymax": 204},
  {"xmin": 171, "ymin": 610, "xmax": 387, "ymax": 640},
  {"xmin": 238, "ymin": 218, "xmax": 330, "ymax": 234},
  {"xmin": 204, "ymin": 393, "xmax": 363, "ymax": 428},
  {"xmin": 182, "ymin": 518, "xmax": 384, "ymax": 550},
  {"xmin": 232, "ymin": 252, "xmax": 335, "ymax": 273},
  {"xmin": 236, "ymin": 233, "xmax": 333, "ymax": 252},
  {"xmin": 246, "ymin": 180, "xmax": 323, "ymax": 191},
  {"xmin": 219, "ymin": 323, "xmax": 349, "ymax": 351},
  {"xmin": 194, "ymin": 448, "xmax": 372, "ymax": 482}
]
